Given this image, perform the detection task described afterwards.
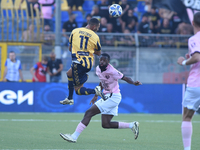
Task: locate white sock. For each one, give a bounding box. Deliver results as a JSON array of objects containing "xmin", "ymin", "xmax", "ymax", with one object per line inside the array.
[
  {"xmin": 184, "ymin": 147, "xmax": 191, "ymax": 150},
  {"xmin": 71, "ymin": 131, "xmax": 80, "ymax": 140},
  {"xmin": 129, "ymin": 122, "xmax": 134, "ymax": 129}
]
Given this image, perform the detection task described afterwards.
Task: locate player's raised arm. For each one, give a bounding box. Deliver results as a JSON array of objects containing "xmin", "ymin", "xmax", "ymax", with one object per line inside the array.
[{"xmin": 121, "ymin": 76, "xmax": 142, "ymax": 86}]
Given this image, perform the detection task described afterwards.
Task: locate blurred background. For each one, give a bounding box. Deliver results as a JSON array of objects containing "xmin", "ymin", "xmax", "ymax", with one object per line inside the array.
[{"xmin": 0, "ymin": 0, "xmax": 200, "ymax": 113}]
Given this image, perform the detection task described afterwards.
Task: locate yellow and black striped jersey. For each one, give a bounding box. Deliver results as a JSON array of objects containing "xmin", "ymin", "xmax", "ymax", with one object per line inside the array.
[{"xmin": 69, "ymin": 27, "xmax": 101, "ymax": 69}]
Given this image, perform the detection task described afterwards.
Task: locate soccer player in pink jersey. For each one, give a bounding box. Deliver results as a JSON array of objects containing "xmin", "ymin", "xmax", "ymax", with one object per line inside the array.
[
  {"xmin": 60, "ymin": 53, "xmax": 142, "ymax": 143},
  {"xmin": 177, "ymin": 12, "xmax": 200, "ymax": 150}
]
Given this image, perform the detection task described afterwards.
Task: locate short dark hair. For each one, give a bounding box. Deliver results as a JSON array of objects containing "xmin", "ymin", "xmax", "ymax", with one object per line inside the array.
[
  {"xmin": 9, "ymin": 51, "xmax": 15, "ymax": 53},
  {"xmin": 193, "ymin": 12, "xmax": 200, "ymax": 27},
  {"xmin": 101, "ymin": 53, "xmax": 110, "ymax": 61},
  {"xmin": 86, "ymin": 14, "xmax": 92, "ymax": 18},
  {"xmin": 89, "ymin": 18, "xmax": 100, "ymax": 26},
  {"xmin": 42, "ymin": 56, "xmax": 48, "ymax": 61}
]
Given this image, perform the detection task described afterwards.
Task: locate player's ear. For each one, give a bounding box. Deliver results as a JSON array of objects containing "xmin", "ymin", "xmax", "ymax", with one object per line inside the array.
[{"xmin": 192, "ymin": 21, "xmax": 195, "ymax": 27}]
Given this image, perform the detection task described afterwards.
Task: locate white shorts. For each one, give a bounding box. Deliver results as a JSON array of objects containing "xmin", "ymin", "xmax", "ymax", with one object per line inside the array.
[
  {"xmin": 183, "ymin": 87, "xmax": 200, "ymax": 111},
  {"xmin": 95, "ymin": 93, "xmax": 121, "ymax": 116}
]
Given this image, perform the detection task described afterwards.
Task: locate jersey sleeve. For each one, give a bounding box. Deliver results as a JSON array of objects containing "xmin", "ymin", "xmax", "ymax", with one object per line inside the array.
[
  {"xmin": 113, "ymin": 68, "xmax": 124, "ymax": 80},
  {"xmin": 33, "ymin": 64, "xmax": 38, "ymax": 69},
  {"xmin": 94, "ymin": 36, "xmax": 101, "ymax": 51},
  {"xmin": 188, "ymin": 37, "xmax": 200, "ymax": 56}
]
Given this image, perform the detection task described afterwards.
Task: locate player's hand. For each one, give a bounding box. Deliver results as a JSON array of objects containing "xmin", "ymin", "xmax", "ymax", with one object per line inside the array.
[
  {"xmin": 185, "ymin": 53, "xmax": 190, "ymax": 59},
  {"xmin": 34, "ymin": 77, "xmax": 39, "ymax": 82},
  {"xmin": 177, "ymin": 56, "xmax": 185, "ymax": 65},
  {"xmin": 3, "ymin": 78, "xmax": 7, "ymax": 82},
  {"xmin": 90, "ymin": 96, "xmax": 98, "ymax": 105},
  {"xmin": 134, "ymin": 81, "xmax": 142, "ymax": 86}
]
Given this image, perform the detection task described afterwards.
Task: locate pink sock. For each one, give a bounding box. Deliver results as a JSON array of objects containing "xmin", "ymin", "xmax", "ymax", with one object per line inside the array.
[
  {"xmin": 118, "ymin": 122, "xmax": 130, "ymax": 129},
  {"xmin": 181, "ymin": 121, "xmax": 192, "ymax": 148},
  {"xmin": 76, "ymin": 122, "xmax": 86, "ymax": 133}
]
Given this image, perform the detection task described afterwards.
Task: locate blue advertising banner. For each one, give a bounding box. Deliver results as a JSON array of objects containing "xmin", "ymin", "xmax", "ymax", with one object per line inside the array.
[{"xmin": 0, "ymin": 82, "xmax": 182, "ymax": 113}]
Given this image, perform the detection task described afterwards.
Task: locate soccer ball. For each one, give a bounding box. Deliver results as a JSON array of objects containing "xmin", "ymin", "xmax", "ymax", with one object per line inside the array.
[{"xmin": 109, "ymin": 4, "xmax": 123, "ymax": 17}]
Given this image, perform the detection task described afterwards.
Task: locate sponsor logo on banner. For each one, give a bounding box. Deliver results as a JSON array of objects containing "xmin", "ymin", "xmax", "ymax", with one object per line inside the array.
[{"xmin": 0, "ymin": 90, "xmax": 34, "ymax": 105}]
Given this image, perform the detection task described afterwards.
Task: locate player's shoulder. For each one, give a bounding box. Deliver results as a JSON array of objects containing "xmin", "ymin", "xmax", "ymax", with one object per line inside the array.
[
  {"xmin": 189, "ymin": 33, "xmax": 200, "ymax": 43},
  {"xmin": 107, "ymin": 64, "xmax": 118, "ymax": 73}
]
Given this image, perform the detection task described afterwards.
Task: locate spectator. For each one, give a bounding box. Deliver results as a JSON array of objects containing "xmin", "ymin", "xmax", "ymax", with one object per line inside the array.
[
  {"xmin": 126, "ymin": 18, "xmax": 137, "ymax": 33},
  {"xmin": 98, "ymin": 0, "xmax": 109, "ymax": 20},
  {"xmin": 108, "ymin": 15, "xmax": 122, "ymax": 32},
  {"xmin": 91, "ymin": 5, "xmax": 101, "ymax": 21},
  {"xmin": 36, "ymin": 0, "xmax": 55, "ymax": 31},
  {"xmin": 82, "ymin": 14, "xmax": 92, "ymax": 27},
  {"xmin": 67, "ymin": 0, "xmax": 84, "ymax": 14},
  {"xmin": 30, "ymin": 56, "xmax": 48, "ymax": 82},
  {"xmin": 42, "ymin": 25, "xmax": 55, "ymax": 45},
  {"xmin": 3, "ymin": 51, "xmax": 25, "ymax": 82},
  {"xmin": 103, "ymin": 23, "xmax": 116, "ymax": 46},
  {"xmin": 171, "ymin": 13, "xmax": 182, "ymax": 34},
  {"xmin": 176, "ymin": 22, "xmax": 193, "ymax": 35},
  {"xmin": 149, "ymin": 6, "xmax": 160, "ymax": 33},
  {"xmin": 120, "ymin": 0, "xmax": 131, "ymax": 23},
  {"xmin": 108, "ymin": 0, "xmax": 120, "ymax": 5},
  {"xmin": 120, "ymin": 29, "xmax": 135, "ymax": 46},
  {"xmin": 138, "ymin": 14, "xmax": 151, "ymax": 33},
  {"xmin": 99, "ymin": 17, "xmax": 107, "ymax": 32},
  {"xmin": 19, "ymin": 0, "xmax": 38, "ymax": 18},
  {"xmin": 62, "ymin": 13, "xmax": 78, "ymax": 45},
  {"xmin": 158, "ymin": 19, "xmax": 173, "ymax": 34},
  {"xmin": 47, "ymin": 52, "xmax": 63, "ymax": 82},
  {"xmin": 22, "ymin": 24, "xmax": 37, "ymax": 42},
  {"xmin": 121, "ymin": 9, "xmax": 138, "ymax": 32}
]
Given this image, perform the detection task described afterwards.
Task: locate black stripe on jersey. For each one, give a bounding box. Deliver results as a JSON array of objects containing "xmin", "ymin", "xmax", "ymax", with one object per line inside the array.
[
  {"xmin": 191, "ymin": 51, "xmax": 200, "ymax": 56},
  {"xmin": 88, "ymin": 57, "xmax": 92, "ymax": 70},
  {"xmin": 83, "ymin": 57, "xmax": 88, "ymax": 68},
  {"xmin": 96, "ymin": 41, "xmax": 101, "ymax": 51},
  {"xmin": 77, "ymin": 51, "xmax": 89, "ymax": 56},
  {"xmin": 72, "ymin": 54, "xmax": 77, "ymax": 61}
]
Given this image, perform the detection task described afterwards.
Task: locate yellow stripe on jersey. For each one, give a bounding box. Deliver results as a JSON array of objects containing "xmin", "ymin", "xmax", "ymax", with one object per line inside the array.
[{"xmin": 69, "ymin": 27, "xmax": 101, "ymax": 69}]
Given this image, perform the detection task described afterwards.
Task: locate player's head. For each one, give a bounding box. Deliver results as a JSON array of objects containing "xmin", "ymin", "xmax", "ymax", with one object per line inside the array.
[
  {"xmin": 87, "ymin": 18, "xmax": 100, "ymax": 32},
  {"xmin": 41, "ymin": 56, "xmax": 48, "ymax": 65},
  {"xmin": 9, "ymin": 51, "xmax": 16, "ymax": 61},
  {"xmin": 99, "ymin": 53, "xmax": 110, "ymax": 72},
  {"xmin": 192, "ymin": 12, "xmax": 200, "ymax": 29}
]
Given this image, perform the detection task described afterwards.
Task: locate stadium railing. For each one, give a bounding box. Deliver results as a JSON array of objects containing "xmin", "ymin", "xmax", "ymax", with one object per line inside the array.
[{"xmin": 0, "ymin": 29, "xmax": 191, "ymax": 84}]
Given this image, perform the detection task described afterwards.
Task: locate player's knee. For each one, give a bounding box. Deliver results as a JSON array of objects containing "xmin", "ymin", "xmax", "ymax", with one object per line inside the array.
[
  {"xmin": 75, "ymin": 90, "xmax": 80, "ymax": 95},
  {"xmin": 102, "ymin": 123, "xmax": 110, "ymax": 129},
  {"xmin": 84, "ymin": 109, "xmax": 93, "ymax": 118}
]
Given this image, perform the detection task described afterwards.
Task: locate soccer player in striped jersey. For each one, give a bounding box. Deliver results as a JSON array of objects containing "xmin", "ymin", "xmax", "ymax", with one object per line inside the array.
[
  {"xmin": 60, "ymin": 53, "xmax": 141, "ymax": 143},
  {"xmin": 60, "ymin": 18, "xmax": 106, "ymax": 105}
]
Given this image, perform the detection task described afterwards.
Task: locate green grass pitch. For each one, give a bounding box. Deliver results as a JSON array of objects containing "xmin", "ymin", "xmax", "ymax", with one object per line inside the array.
[{"xmin": 0, "ymin": 113, "xmax": 200, "ymax": 150}]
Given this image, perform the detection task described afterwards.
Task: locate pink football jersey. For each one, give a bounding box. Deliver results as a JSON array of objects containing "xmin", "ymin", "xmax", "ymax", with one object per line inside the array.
[
  {"xmin": 96, "ymin": 64, "xmax": 124, "ymax": 94},
  {"xmin": 187, "ymin": 31, "xmax": 200, "ymax": 87}
]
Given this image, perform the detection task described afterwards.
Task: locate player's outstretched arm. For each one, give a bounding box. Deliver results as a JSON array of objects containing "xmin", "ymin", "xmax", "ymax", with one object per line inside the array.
[
  {"xmin": 122, "ymin": 76, "xmax": 142, "ymax": 86},
  {"xmin": 177, "ymin": 53, "xmax": 200, "ymax": 66}
]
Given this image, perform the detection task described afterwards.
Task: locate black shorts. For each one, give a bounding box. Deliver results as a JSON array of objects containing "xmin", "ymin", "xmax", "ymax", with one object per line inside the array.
[{"xmin": 71, "ymin": 63, "xmax": 91, "ymax": 86}]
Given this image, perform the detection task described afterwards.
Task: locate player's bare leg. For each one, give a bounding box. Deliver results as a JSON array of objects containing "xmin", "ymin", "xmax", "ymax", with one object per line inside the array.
[
  {"xmin": 101, "ymin": 114, "xmax": 139, "ymax": 139},
  {"xmin": 181, "ymin": 107, "xmax": 195, "ymax": 150},
  {"xmin": 60, "ymin": 104, "xmax": 101, "ymax": 142},
  {"xmin": 60, "ymin": 68, "xmax": 74, "ymax": 105}
]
